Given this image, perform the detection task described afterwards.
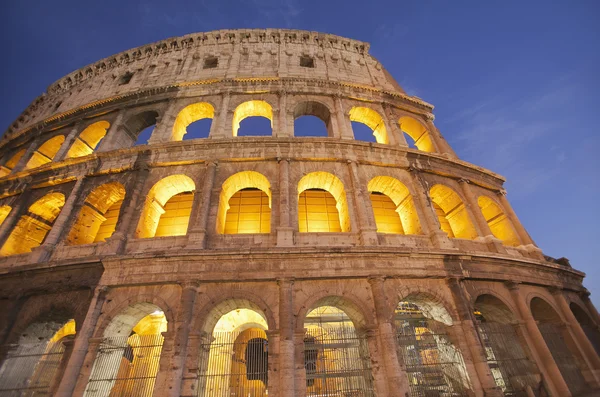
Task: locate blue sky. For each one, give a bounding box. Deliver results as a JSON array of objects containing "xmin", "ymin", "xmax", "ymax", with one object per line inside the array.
[{"xmin": 1, "ymin": 1, "xmax": 599, "ymax": 304}]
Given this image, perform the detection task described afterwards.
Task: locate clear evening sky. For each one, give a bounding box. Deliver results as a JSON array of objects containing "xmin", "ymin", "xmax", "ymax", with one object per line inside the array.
[{"xmin": 1, "ymin": 1, "xmax": 598, "ymax": 304}]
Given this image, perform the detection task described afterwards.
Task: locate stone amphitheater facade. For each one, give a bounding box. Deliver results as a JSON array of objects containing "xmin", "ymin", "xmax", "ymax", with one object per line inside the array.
[{"xmin": 0, "ymin": 29, "xmax": 598, "ymax": 397}]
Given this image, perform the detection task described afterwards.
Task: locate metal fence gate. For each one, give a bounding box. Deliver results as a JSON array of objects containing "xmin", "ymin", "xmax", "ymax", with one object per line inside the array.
[
  {"xmin": 395, "ymin": 315, "xmax": 471, "ymax": 397},
  {"xmin": 0, "ymin": 340, "xmax": 66, "ymax": 396},
  {"xmin": 304, "ymin": 326, "xmax": 375, "ymax": 397},
  {"xmin": 84, "ymin": 334, "xmax": 164, "ymax": 397},
  {"xmin": 537, "ymin": 323, "xmax": 588, "ymax": 396},
  {"xmin": 476, "ymin": 322, "xmax": 541, "ymax": 396},
  {"xmin": 197, "ymin": 329, "xmax": 268, "ymax": 397}
]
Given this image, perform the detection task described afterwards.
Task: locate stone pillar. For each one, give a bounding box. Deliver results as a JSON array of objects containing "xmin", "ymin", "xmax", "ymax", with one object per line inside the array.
[
  {"xmin": 368, "ymin": 277, "xmax": 408, "ymax": 394},
  {"xmin": 277, "ymin": 158, "xmax": 294, "ymax": 246},
  {"xmin": 211, "ymin": 92, "xmax": 231, "ymax": 138},
  {"xmin": 551, "ymin": 289, "xmax": 600, "ymax": 384},
  {"xmin": 446, "ymin": 278, "xmax": 502, "ymax": 397},
  {"xmin": 363, "ymin": 326, "xmax": 390, "ymax": 396},
  {"xmin": 0, "ymin": 190, "xmax": 29, "ymax": 250},
  {"xmin": 11, "ymin": 139, "xmax": 39, "ymax": 173},
  {"xmin": 294, "ymin": 329, "xmax": 307, "ymax": 397},
  {"xmin": 275, "ymin": 91, "xmax": 291, "ymax": 138},
  {"xmin": 423, "ymin": 116, "xmax": 457, "ymax": 157},
  {"xmin": 382, "ymin": 103, "xmax": 405, "ymax": 147},
  {"xmin": 55, "ymin": 286, "xmax": 108, "ymax": 397},
  {"xmin": 54, "ymin": 124, "xmax": 81, "ymax": 161},
  {"xmin": 168, "ymin": 281, "xmax": 200, "ymax": 397},
  {"xmin": 33, "ymin": 177, "xmax": 86, "ymax": 262},
  {"xmin": 278, "ymin": 279, "xmax": 296, "ymax": 397},
  {"xmin": 333, "ymin": 95, "xmax": 354, "ymax": 140},
  {"xmin": 346, "ymin": 160, "xmax": 378, "ymax": 245},
  {"xmin": 96, "ymin": 112, "xmax": 125, "ymax": 153},
  {"xmin": 506, "ymin": 282, "xmax": 571, "ymax": 396},
  {"xmin": 148, "ymin": 101, "xmax": 180, "ymax": 144},
  {"xmin": 188, "ymin": 161, "xmax": 217, "ymax": 248}
]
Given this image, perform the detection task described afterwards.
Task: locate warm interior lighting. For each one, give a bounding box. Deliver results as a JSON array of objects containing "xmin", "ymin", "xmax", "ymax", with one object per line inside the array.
[
  {"xmin": 348, "ymin": 107, "xmax": 388, "ymax": 144},
  {"xmin": 0, "ymin": 149, "xmax": 26, "ymax": 176},
  {"xmin": 0, "ymin": 205, "xmax": 11, "ymax": 227},
  {"xmin": 368, "ymin": 176, "xmax": 422, "ymax": 234},
  {"xmin": 398, "ymin": 116, "xmax": 435, "ymax": 153},
  {"xmin": 217, "ymin": 171, "xmax": 271, "ymax": 234},
  {"xmin": 154, "ymin": 192, "xmax": 193, "ymax": 237},
  {"xmin": 430, "ymin": 184, "xmax": 478, "ymax": 239},
  {"xmin": 0, "ymin": 192, "xmax": 65, "ymax": 255},
  {"xmin": 66, "ymin": 182, "xmax": 126, "ymax": 245},
  {"xmin": 232, "ymin": 100, "xmax": 273, "ymax": 137},
  {"xmin": 136, "ymin": 174, "xmax": 195, "ymax": 238},
  {"xmin": 24, "ymin": 135, "xmax": 65, "ymax": 170},
  {"xmin": 66, "ymin": 121, "xmax": 110, "ymax": 158},
  {"xmin": 477, "ymin": 196, "xmax": 521, "ymax": 246},
  {"xmin": 172, "ymin": 102, "xmax": 215, "ymax": 141},
  {"xmin": 298, "ymin": 172, "xmax": 350, "ymax": 232},
  {"xmin": 49, "ymin": 319, "xmax": 76, "ymax": 343}
]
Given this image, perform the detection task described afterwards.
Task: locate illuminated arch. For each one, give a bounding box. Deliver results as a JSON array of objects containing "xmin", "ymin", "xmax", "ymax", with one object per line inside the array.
[
  {"xmin": 216, "ymin": 171, "xmax": 271, "ymax": 234},
  {"xmin": 0, "ymin": 149, "xmax": 26, "ymax": 177},
  {"xmin": 298, "ymin": 172, "xmax": 350, "ymax": 232},
  {"xmin": 293, "ymin": 101, "xmax": 332, "ymax": 137},
  {"xmin": 172, "ymin": 102, "xmax": 215, "ymax": 141},
  {"xmin": 24, "ymin": 135, "xmax": 65, "ymax": 170},
  {"xmin": 399, "ymin": 116, "xmax": 435, "ymax": 152},
  {"xmin": 368, "ymin": 176, "xmax": 421, "ymax": 234},
  {"xmin": 0, "ymin": 205, "xmax": 11, "ymax": 227},
  {"xmin": 430, "ymin": 184, "xmax": 478, "ymax": 239},
  {"xmin": 477, "ymin": 196, "xmax": 521, "ymax": 246},
  {"xmin": 66, "ymin": 121, "xmax": 110, "ymax": 158},
  {"xmin": 136, "ymin": 175, "xmax": 195, "ymax": 238},
  {"xmin": 232, "ymin": 100, "xmax": 273, "ymax": 137},
  {"xmin": 0, "ymin": 192, "xmax": 65, "ymax": 256},
  {"xmin": 349, "ymin": 106, "xmax": 388, "ymax": 144},
  {"xmin": 66, "ymin": 182, "xmax": 126, "ymax": 245}
]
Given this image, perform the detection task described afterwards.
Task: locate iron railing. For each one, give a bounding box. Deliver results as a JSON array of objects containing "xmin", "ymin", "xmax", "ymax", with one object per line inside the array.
[
  {"xmin": 83, "ymin": 334, "xmax": 164, "ymax": 397},
  {"xmin": 197, "ymin": 329, "xmax": 268, "ymax": 397},
  {"xmin": 477, "ymin": 322, "xmax": 541, "ymax": 396},
  {"xmin": 0, "ymin": 340, "xmax": 66, "ymax": 396},
  {"xmin": 304, "ymin": 326, "xmax": 376, "ymax": 397}
]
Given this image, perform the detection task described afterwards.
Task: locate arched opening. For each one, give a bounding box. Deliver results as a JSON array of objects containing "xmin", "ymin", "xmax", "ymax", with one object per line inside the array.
[
  {"xmin": 0, "ymin": 205, "xmax": 11, "ymax": 227},
  {"xmin": 0, "ymin": 149, "xmax": 26, "ymax": 177},
  {"xmin": 136, "ymin": 175, "xmax": 195, "ymax": 238},
  {"xmin": 368, "ymin": 176, "xmax": 421, "ymax": 234},
  {"xmin": 172, "ymin": 102, "xmax": 215, "ymax": 141},
  {"xmin": 477, "ymin": 196, "xmax": 521, "ymax": 246},
  {"xmin": 0, "ymin": 192, "xmax": 65, "ymax": 256},
  {"xmin": 66, "ymin": 121, "xmax": 110, "ymax": 158},
  {"xmin": 197, "ymin": 300, "xmax": 270, "ymax": 397},
  {"xmin": 216, "ymin": 171, "xmax": 271, "ymax": 235},
  {"xmin": 304, "ymin": 303, "xmax": 375, "ymax": 396},
  {"xmin": 430, "ymin": 184, "xmax": 478, "ymax": 239},
  {"xmin": 530, "ymin": 297, "xmax": 588, "ymax": 395},
  {"xmin": 570, "ymin": 303, "xmax": 600, "ymax": 355},
  {"xmin": 398, "ymin": 116, "xmax": 435, "ymax": 153},
  {"xmin": 0, "ymin": 316, "xmax": 75, "ymax": 395},
  {"xmin": 474, "ymin": 294, "xmax": 541, "ymax": 395},
  {"xmin": 349, "ymin": 107, "xmax": 388, "ymax": 144},
  {"xmin": 84, "ymin": 303, "xmax": 168, "ymax": 396},
  {"xmin": 294, "ymin": 101, "xmax": 332, "ymax": 137},
  {"xmin": 66, "ymin": 182, "xmax": 126, "ymax": 245},
  {"xmin": 124, "ymin": 111, "xmax": 159, "ymax": 146},
  {"xmin": 24, "ymin": 136, "xmax": 65, "ymax": 170},
  {"xmin": 298, "ymin": 172, "xmax": 350, "ymax": 233},
  {"xmin": 233, "ymin": 100, "xmax": 273, "ymax": 137},
  {"xmin": 393, "ymin": 295, "xmax": 471, "ymax": 396}
]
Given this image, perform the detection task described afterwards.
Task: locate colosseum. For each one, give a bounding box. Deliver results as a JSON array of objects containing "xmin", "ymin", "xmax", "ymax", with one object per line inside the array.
[{"xmin": 0, "ymin": 28, "xmax": 598, "ymax": 397}]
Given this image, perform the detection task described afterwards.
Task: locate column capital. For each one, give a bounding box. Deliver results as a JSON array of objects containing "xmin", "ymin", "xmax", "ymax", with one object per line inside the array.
[
  {"xmin": 180, "ymin": 280, "xmax": 201, "ymax": 291},
  {"xmin": 445, "ymin": 276, "xmax": 464, "ymax": 287},
  {"xmin": 497, "ymin": 188, "xmax": 508, "ymax": 197},
  {"xmin": 205, "ymin": 160, "xmax": 218, "ymax": 168},
  {"xmin": 548, "ymin": 286, "xmax": 563, "ymax": 296},
  {"xmin": 277, "ymin": 277, "xmax": 295, "ymax": 287},
  {"xmin": 504, "ymin": 281, "xmax": 522, "ymax": 291},
  {"xmin": 458, "ymin": 178, "xmax": 471, "ymax": 184},
  {"xmin": 367, "ymin": 275, "xmax": 386, "ymax": 285},
  {"xmin": 424, "ymin": 112, "xmax": 435, "ymax": 121}
]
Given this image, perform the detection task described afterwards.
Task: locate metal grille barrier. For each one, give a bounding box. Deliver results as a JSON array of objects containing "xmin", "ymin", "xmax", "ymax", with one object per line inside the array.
[
  {"xmin": 395, "ymin": 319, "xmax": 471, "ymax": 397},
  {"xmin": 537, "ymin": 323, "xmax": 588, "ymax": 396},
  {"xmin": 84, "ymin": 334, "xmax": 164, "ymax": 397},
  {"xmin": 197, "ymin": 329, "xmax": 268, "ymax": 397},
  {"xmin": 0, "ymin": 340, "xmax": 66, "ymax": 396},
  {"xmin": 476, "ymin": 322, "xmax": 541, "ymax": 396},
  {"xmin": 304, "ymin": 326, "xmax": 375, "ymax": 397}
]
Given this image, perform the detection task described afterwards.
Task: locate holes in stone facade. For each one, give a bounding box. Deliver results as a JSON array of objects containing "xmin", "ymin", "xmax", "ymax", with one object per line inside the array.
[
  {"xmin": 300, "ymin": 55, "xmax": 315, "ymax": 68},
  {"xmin": 203, "ymin": 56, "xmax": 218, "ymax": 69},
  {"xmin": 124, "ymin": 111, "xmax": 159, "ymax": 146},
  {"xmin": 118, "ymin": 71, "xmax": 134, "ymax": 85}
]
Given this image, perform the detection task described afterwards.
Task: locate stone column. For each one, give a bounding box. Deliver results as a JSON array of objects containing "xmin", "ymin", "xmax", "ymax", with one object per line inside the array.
[
  {"xmin": 96, "ymin": 112, "xmax": 125, "ymax": 153},
  {"xmin": 368, "ymin": 277, "xmax": 408, "ymax": 394},
  {"xmin": 277, "ymin": 158, "xmax": 294, "ymax": 246},
  {"xmin": 0, "ymin": 190, "xmax": 29, "ymax": 250},
  {"xmin": 333, "ymin": 95, "xmax": 354, "ymax": 140},
  {"xmin": 11, "ymin": 139, "xmax": 39, "ymax": 173},
  {"xmin": 347, "ymin": 160, "xmax": 378, "ymax": 245},
  {"xmin": 33, "ymin": 177, "xmax": 86, "ymax": 262},
  {"xmin": 363, "ymin": 326, "xmax": 390, "ymax": 396},
  {"xmin": 551, "ymin": 289, "xmax": 600, "ymax": 384},
  {"xmin": 188, "ymin": 161, "xmax": 217, "ymax": 248},
  {"xmin": 211, "ymin": 92, "xmax": 231, "ymax": 138},
  {"xmin": 54, "ymin": 124, "xmax": 81, "ymax": 161},
  {"xmin": 506, "ymin": 282, "xmax": 571, "ymax": 396},
  {"xmin": 381, "ymin": 103, "xmax": 404, "ymax": 147},
  {"xmin": 55, "ymin": 286, "xmax": 108, "ymax": 397},
  {"xmin": 275, "ymin": 91, "xmax": 292, "ymax": 138},
  {"xmin": 148, "ymin": 100, "xmax": 180, "ymax": 144},
  {"xmin": 294, "ymin": 329, "xmax": 307, "ymax": 397},
  {"xmin": 446, "ymin": 277, "xmax": 502, "ymax": 397},
  {"xmin": 168, "ymin": 281, "xmax": 200, "ymax": 397},
  {"xmin": 278, "ymin": 279, "xmax": 296, "ymax": 397},
  {"xmin": 423, "ymin": 116, "xmax": 457, "ymax": 157}
]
